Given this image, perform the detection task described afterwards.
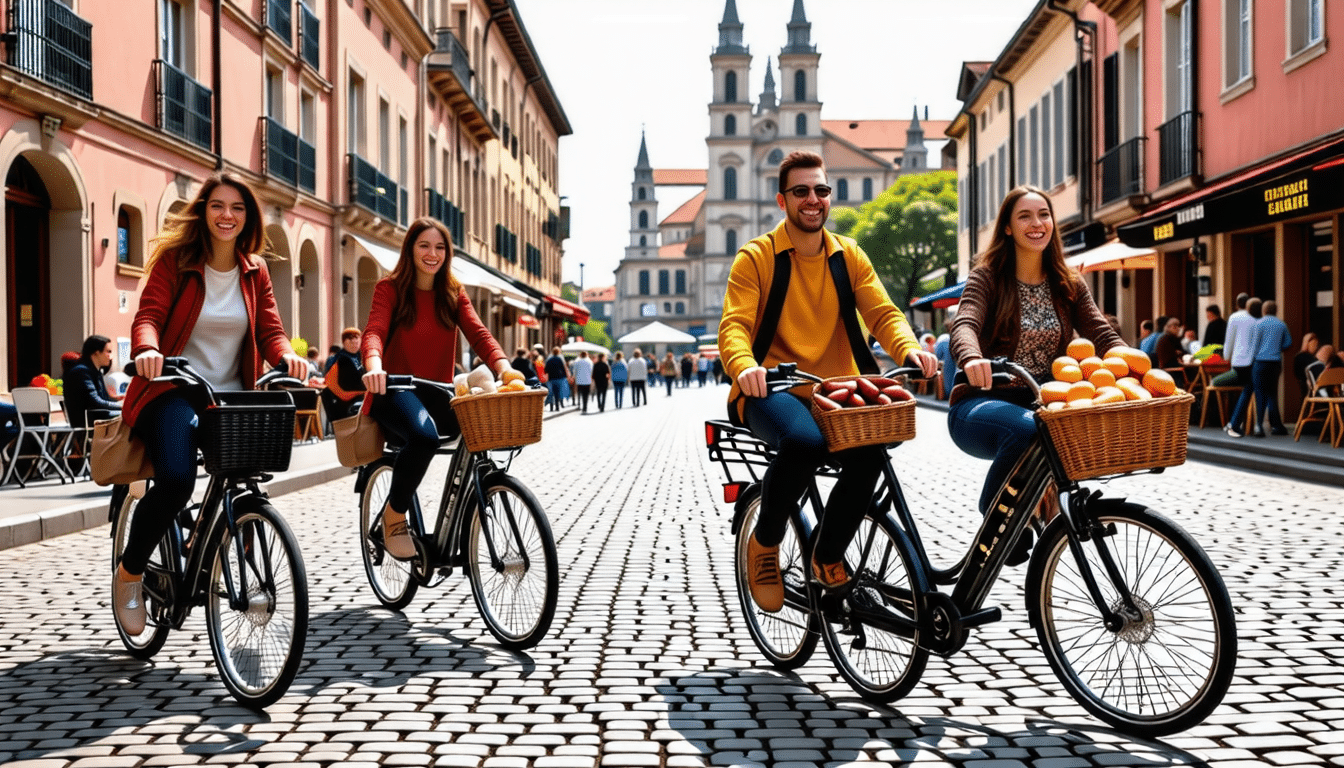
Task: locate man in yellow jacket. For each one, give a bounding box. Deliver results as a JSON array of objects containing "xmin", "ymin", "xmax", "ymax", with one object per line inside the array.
[{"xmin": 719, "ymin": 150, "xmax": 937, "ymax": 613}]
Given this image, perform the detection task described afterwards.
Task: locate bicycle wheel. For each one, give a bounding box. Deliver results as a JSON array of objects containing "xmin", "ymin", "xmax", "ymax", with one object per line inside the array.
[
  {"xmin": 205, "ymin": 497, "xmax": 308, "ymax": 709},
  {"xmin": 733, "ymin": 489, "xmax": 818, "ymax": 669},
  {"xmin": 359, "ymin": 461, "xmax": 418, "ymax": 610},
  {"xmin": 109, "ymin": 485, "xmax": 173, "ymax": 658},
  {"xmin": 1027, "ymin": 502, "xmax": 1237, "ymax": 737},
  {"xmin": 467, "ymin": 473, "xmax": 558, "ymax": 650},
  {"xmin": 816, "ymin": 512, "xmax": 928, "ymax": 703}
]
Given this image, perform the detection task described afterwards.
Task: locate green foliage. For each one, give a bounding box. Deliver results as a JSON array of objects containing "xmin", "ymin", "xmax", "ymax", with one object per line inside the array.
[
  {"xmin": 581, "ymin": 319, "xmax": 614, "ymax": 349},
  {"xmin": 830, "ymin": 171, "xmax": 959, "ymax": 310}
]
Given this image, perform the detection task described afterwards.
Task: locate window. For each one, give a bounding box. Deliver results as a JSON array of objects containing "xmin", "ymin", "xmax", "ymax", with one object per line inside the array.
[
  {"xmin": 724, "ymin": 114, "xmax": 736, "ymax": 135},
  {"xmin": 348, "ymin": 71, "xmax": 365, "ymax": 156},
  {"xmin": 640, "ymin": 235, "xmax": 647, "ymax": 246},
  {"xmin": 1053, "ymin": 81, "xmax": 1065, "ymax": 187},
  {"xmin": 379, "ymin": 98, "xmax": 390, "ymax": 172},
  {"xmin": 837, "ymin": 179, "xmax": 848, "ymax": 200},
  {"xmin": 1029, "ymin": 105, "xmax": 1039, "ymax": 187},
  {"xmin": 1041, "ymin": 92, "xmax": 1051, "ymax": 187},
  {"xmin": 116, "ymin": 205, "xmax": 143, "ymax": 266},
  {"xmin": 663, "ymin": 302, "xmax": 672, "ymax": 313},
  {"xmin": 1017, "ymin": 115, "xmax": 1028, "ymax": 187},
  {"xmin": 161, "ymin": 0, "xmax": 186, "ymax": 70},
  {"xmin": 997, "ymin": 145, "xmax": 1007, "ymax": 201},
  {"xmin": 794, "ymin": 69, "xmax": 806, "ymax": 101},
  {"xmin": 300, "ymin": 91, "xmax": 315, "ymax": 143},
  {"xmin": 428, "ymin": 136, "xmax": 437, "ymax": 189},
  {"xmin": 1289, "ymin": 0, "xmax": 1324, "ymax": 56},
  {"xmin": 265, "ymin": 67, "xmax": 283, "ymax": 119},
  {"xmin": 638, "ymin": 187, "xmax": 646, "ymax": 200},
  {"xmin": 398, "ymin": 116, "xmax": 408, "ymax": 191},
  {"xmin": 1224, "ymin": 0, "xmax": 1252, "ymax": 87},
  {"xmin": 638, "ymin": 210, "xmax": 648, "ymax": 229},
  {"xmin": 725, "ymin": 70, "xmax": 737, "ymax": 102},
  {"xmin": 723, "ymin": 167, "xmax": 737, "ymax": 200},
  {"xmin": 1167, "ymin": 2, "xmax": 1193, "ymax": 115},
  {"xmin": 658, "ymin": 270, "xmax": 670, "ymax": 295},
  {"xmin": 725, "ymin": 228, "xmax": 737, "ymax": 254},
  {"xmin": 795, "ymin": 114, "xmax": 807, "ymax": 136},
  {"xmin": 1103, "ymin": 53, "xmax": 1119, "ymax": 149},
  {"xmin": 639, "ymin": 270, "xmax": 650, "ymax": 295},
  {"xmin": 675, "ymin": 302, "xmax": 685, "ymax": 315},
  {"xmin": 862, "ymin": 178, "xmax": 873, "ymax": 201},
  {"xmin": 767, "ymin": 148, "xmax": 783, "ymax": 165},
  {"xmin": 675, "ymin": 270, "xmax": 686, "ymax": 293}
]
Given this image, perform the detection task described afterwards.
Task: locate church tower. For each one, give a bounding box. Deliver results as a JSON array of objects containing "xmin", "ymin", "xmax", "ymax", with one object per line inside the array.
[
  {"xmin": 627, "ymin": 132, "xmax": 658, "ymax": 260},
  {"xmin": 703, "ymin": 0, "xmax": 755, "ymax": 319},
  {"xmin": 903, "ymin": 105, "xmax": 929, "ymax": 173},
  {"xmin": 777, "ymin": 0, "xmax": 822, "ymax": 151}
]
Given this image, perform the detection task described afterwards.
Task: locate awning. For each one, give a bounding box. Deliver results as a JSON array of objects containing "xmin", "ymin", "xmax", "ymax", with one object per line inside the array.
[
  {"xmin": 347, "ymin": 233, "xmax": 400, "ymax": 272},
  {"xmin": 910, "ymin": 280, "xmax": 965, "ymax": 310},
  {"xmin": 453, "ymin": 257, "xmax": 534, "ymax": 305},
  {"xmin": 1065, "ymin": 240, "xmax": 1156, "ymax": 273},
  {"xmin": 544, "ymin": 295, "xmax": 589, "ymax": 325},
  {"xmin": 1118, "ymin": 135, "xmax": 1344, "ymax": 247}
]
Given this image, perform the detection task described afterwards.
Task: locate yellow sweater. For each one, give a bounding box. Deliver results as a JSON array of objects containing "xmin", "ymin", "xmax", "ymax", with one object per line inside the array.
[{"xmin": 719, "ymin": 221, "xmax": 921, "ymax": 409}]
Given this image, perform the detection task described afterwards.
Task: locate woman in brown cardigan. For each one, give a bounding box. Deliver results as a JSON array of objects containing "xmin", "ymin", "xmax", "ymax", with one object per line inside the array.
[{"xmin": 947, "ymin": 186, "xmax": 1122, "ymax": 559}]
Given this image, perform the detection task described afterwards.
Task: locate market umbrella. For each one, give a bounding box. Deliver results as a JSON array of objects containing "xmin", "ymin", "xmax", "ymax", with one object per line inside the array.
[
  {"xmin": 617, "ymin": 321, "xmax": 697, "ymax": 345},
  {"xmin": 560, "ymin": 340, "xmax": 610, "ymax": 356},
  {"xmin": 909, "ymin": 280, "xmax": 965, "ymax": 310}
]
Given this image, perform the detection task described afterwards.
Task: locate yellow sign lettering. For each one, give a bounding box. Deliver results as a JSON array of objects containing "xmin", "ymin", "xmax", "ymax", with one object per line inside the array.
[
  {"xmin": 1268, "ymin": 192, "xmax": 1309, "ymax": 217},
  {"xmin": 1153, "ymin": 222, "xmax": 1175, "ymax": 241}
]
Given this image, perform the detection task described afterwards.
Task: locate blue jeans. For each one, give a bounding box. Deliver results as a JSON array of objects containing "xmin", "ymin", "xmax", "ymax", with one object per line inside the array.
[
  {"xmin": 546, "ymin": 379, "xmax": 566, "ymax": 411},
  {"xmin": 613, "ymin": 382, "xmax": 626, "ymax": 408},
  {"xmin": 1251, "ymin": 360, "xmax": 1284, "ymax": 433},
  {"xmin": 743, "ymin": 391, "xmax": 886, "ymax": 564},
  {"xmin": 370, "ymin": 384, "xmax": 457, "ymax": 516},
  {"xmin": 124, "ymin": 393, "xmax": 201, "ymax": 575},
  {"xmin": 1229, "ymin": 365, "xmax": 1254, "ymax": 433},
  {"xmin": 948, "ymin": 391, "xmax": 1039, "ymax": 515}
]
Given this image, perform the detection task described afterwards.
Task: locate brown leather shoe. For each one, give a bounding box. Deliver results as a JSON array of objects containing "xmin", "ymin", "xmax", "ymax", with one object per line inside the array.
[
  {"xmin": 746, "ymin": 534, "xmax": 784, "ymax": 613},
  {"xmin": 382, "ymin": 505, "xmax": 416, "ymax": 560},
  {"xmin": 812, "ymin": 558, "xmax": 850, "ymax": 589},
  {"xmin": 114, "ymin": 568, "xmax": 146, "ymax": 635}
]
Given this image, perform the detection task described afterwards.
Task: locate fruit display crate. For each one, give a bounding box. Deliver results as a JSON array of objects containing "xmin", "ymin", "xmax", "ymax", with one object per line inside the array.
[{"xmin": 1036, "ymin": 392, "xmax": 1194, "ymax": 481}]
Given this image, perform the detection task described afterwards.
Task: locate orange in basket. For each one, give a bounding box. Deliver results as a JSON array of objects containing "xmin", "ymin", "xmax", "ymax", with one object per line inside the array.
[{"xmin": 1067, "ymin": 338, "xmax": 1096, "ymax": 360}]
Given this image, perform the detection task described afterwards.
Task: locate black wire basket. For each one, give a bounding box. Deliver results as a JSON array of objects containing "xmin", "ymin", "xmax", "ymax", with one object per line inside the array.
[{"xmin": 200, "ymin": 390, "xmax": 297, "ymax": 475}]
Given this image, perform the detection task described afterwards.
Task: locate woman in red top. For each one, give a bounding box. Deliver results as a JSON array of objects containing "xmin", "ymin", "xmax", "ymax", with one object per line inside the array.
[
  {"xmin": 114, "ymin": 172, "xmax": 308, "ymax": 634},
  {"xmin": 361, "ymin": 217, "xmax": 510, "ymax": 558}
]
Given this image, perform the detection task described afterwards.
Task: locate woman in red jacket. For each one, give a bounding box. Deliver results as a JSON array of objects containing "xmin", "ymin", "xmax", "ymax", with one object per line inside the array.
[
  {"xmin": 360, "ymin": 217, "xmax": 510, "ymax": 558},
  {"xmin": 114, "ymin": 172, "xmax": 308, "ymax": 634}
]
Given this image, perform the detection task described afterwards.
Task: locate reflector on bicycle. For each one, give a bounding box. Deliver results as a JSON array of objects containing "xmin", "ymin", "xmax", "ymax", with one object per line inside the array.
[
  {"xmin": 723, "ymin": 482, "xmax": 747, "ymax": 504},
  {"xmin": 705, "ymin": 422, "xmax": 719, "ymax": 447}
]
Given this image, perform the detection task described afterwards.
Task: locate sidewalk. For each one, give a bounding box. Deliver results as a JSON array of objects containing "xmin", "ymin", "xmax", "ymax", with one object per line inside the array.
[{"xmin": 0, "ymin": 402, "xmax": 578, "ymax": 551}]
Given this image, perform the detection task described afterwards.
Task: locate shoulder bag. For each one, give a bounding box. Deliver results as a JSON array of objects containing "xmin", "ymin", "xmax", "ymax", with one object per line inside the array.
[
  {"xmin": 90, "ymin": 416, "xmax": 154, "ymax": 486},
  {"xmin": 332, "ymin": 394, "xmax": 384, "ymax": 468}
]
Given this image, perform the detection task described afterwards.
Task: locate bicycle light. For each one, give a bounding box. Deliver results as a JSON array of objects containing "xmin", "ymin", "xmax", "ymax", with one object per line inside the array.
[
  {"xmin": 705, "ymin": 422, "xmax": 720, "ymax": 447},
  {"xmin": 722, "ymin": 482, "xmax": 747, "ymax": 503}
]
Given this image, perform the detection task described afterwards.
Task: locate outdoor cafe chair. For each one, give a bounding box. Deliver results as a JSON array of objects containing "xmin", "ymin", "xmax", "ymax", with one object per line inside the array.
[
  {"xmin": 1, "ymin": 387, "xmax": 75, "ymax": 487},
  {"xmin": 1293, "ymin": 367, "xmax": 1344, "ymax": 446}
]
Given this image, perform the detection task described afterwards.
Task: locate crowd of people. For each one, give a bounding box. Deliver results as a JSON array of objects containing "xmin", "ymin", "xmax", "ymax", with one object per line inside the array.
[{"xmin": 519, "ymin": 345, "xmax": 726, "ymax": 415}]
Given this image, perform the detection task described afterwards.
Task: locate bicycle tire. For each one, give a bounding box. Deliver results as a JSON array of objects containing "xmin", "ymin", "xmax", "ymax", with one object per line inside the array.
[
  {"xmin": 359, "ymin": 461, "xmax": 419, "ymax": 610},
  {"xmin": 1026, "ymin": 502, "xmax": 1237, "ymax": 736},
  {"xmin": 733, "ymin": 489, "xmax": 818, "ymax": 669},
  {"xmin": 467, "ymin": 473, "xmax": 558, "ymax": 650},
  {"xmin": 205, "ymin": 497, "xmax": 308, "ymax": 709},
  {"xmin": 109, "ymin": 487, "xmax": 171, "ymax": 659},
  {"xmin": 815, "ymin": 512, "xmax": 929, "ymax": 703}
]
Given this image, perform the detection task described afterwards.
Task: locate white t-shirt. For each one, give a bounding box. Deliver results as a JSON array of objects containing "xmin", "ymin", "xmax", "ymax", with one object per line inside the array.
[{"xmin": 182, "ymin": 264, "xmax": 249, "ymax": 391}]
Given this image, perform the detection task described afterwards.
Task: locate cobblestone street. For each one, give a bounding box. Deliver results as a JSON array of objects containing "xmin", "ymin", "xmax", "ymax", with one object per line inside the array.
[{"xmin": 2, "ymin": 383, "xmax": 1343, "ymax": 768}]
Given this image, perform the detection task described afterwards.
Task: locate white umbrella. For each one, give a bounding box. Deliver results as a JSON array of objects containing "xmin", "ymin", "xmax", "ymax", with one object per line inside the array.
[
  {"xmin": 560, "ymin": 340, "xmax": 610, "ymax": 356},
  {"xmin": 617, "ymin": 321, "xmax": 697, "ymax": 345}
]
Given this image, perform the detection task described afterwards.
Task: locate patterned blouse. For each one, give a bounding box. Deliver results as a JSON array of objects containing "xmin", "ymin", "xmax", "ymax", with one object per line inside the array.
[{"xmin": 1015, "ymin": 280, "xmax": 1063, "ymax": 380}]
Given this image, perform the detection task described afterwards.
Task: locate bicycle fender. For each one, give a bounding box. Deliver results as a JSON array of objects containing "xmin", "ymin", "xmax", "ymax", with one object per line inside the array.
[{"xmin": 729, "ymin": 484, "xmax": 762, "ymax": 536}]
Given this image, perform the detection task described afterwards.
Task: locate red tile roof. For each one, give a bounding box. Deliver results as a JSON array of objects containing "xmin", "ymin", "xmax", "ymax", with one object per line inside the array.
[
  {"xmin": 822, "ymin": 119, "xmax": 952, "ymax": 150},
  {"xmin": 661, "ymin": 189, "xmax": 706, "ymax": 226},
  {"xmin": 582, "ymin": 285, "xmax": 615, "ymax": 302},
  {"xmin": 653, "ymin": 169, "xmax": 708, "ymax": 185},
  {"xmin": 658, "ymin": 241, "xmax": 689, "ymax": 258}
]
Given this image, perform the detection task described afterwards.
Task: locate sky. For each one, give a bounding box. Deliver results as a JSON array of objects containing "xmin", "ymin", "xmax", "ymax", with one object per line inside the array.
[{"xmin": 508, "ymin": 0, "xmax": 1042, "ymax": 290}]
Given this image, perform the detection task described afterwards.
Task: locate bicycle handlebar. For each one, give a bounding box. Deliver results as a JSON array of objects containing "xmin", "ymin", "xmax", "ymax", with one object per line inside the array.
[{"xmin": 124, "ymin": 357, "xmax": 308, "ymax": 393}]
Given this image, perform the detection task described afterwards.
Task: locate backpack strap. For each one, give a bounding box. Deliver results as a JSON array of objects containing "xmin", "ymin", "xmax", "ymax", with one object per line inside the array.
[
  {"xmin": 751, "ymin": 235, "xmax": 792, "ymax": 366},
  {"xmin": 828, "ymin": 251, "xmax": 880, "ymax": 375}
]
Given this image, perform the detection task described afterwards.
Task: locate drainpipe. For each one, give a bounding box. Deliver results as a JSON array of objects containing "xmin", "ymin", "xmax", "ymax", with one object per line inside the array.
[
  {"xmin": 1048, "ymin": 0, "xmax": 1096, "ymax": 222},
  {"xmin": 967, "ymin": 113, "xmax": 979, "ymax": 256},
  {"xmin": 212, "ymin": 0, "xmax": 223, "ymax": 168},
  {"xmin": 990, "ymin": 73, "xmax": 1016, "ymax": 187}
]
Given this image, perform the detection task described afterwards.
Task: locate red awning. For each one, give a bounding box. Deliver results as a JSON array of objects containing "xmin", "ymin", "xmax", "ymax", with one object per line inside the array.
[{"xmin": 546, "ymin": 295, "xmax": 590, "ymax": 325}]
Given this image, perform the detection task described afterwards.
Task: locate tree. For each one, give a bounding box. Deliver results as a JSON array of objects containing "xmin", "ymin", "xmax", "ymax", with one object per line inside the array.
[{"xmin": 830, "ymin": 171, "xmax": 958, "ymax": 311}]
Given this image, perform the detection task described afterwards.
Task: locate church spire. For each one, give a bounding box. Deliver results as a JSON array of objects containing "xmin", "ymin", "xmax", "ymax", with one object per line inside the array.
[
  {"xmin": 782, "ymin": 0, "xmax": 814, "ymax": 54},
  {"xmin": 758, "ymin": 57, "xmax": 777, "ymax": 111},
  {"xmin": 634, "ymin": 131, "xmax": 652, "ymax": 183},
  {"xmin": 909, "ymin": 104, "xmax": 922, "ymax": 131},
  {"xmin": 716, "ymin": 0, "xmax": 747, "ymax": 54}
]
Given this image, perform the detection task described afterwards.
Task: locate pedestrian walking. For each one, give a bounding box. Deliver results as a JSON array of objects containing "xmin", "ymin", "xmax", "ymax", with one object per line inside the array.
[
  {"xmin": 544, "ymin": 346, "xmax": 569, "ymax": 412},
  {"xmin": 611, "ymin": 351, "xmax": 628, "ymax": 408},
  {"xmin": 1223, "ymin": 293, "xmax": 1257, "ymax": 437},
  {"xmin": 628, "ymin": 349, "xmax": 648, "ymax": 407},
  {"xmin": 571, "ymin": 350, "xmax": 593, "ymax": 413},
  {"xmin": 661, "ymin": 352, "xmax": 678, "ymax": 396},
  {"xmin": 697, "ymin": 354, "xmax": 710, "ymax": 386},
  {"xmin": 593, "ymin": 352, "xmax": 611, "ymax": 412},
  {"xmin": 680, "ymin": 353, "xmax": 694, "ymax": 388},
  {"xmin": 1250, "ymin": 300, "xmax": 1292, "ymax": 436}
]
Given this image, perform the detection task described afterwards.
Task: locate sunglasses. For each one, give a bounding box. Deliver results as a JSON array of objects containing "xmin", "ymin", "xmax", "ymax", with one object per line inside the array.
[{"xmin": 785, "ymin": 184, "xmax": 832, "ymax": 199}]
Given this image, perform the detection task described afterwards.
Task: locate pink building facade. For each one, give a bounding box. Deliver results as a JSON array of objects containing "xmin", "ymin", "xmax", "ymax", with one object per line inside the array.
[{"xmin": 0, "ymin": 0, "xmax": 570, "ymax": 391}]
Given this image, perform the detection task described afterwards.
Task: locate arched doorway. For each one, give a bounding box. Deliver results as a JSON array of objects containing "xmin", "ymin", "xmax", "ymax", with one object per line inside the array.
[
  {"xmin": 266, "ymin": 223, "xmax": 294, "ymax": 335},
  {"xmin": 6, "ymin": 155, "xmax": 49, "ymax": 387},
  {"xmin": 298, "ymin": 240, "xmax": 320, "ymax": 348}
]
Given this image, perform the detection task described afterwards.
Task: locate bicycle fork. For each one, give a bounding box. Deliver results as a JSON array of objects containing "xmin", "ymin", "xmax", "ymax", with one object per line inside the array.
[
  {"xmin": 469, "ymin": 462, "xmax": 530, "ymax": 574},
  {"xmin": 1058, "ymin": 488, "xmax": 1144, "ymax": 632}
]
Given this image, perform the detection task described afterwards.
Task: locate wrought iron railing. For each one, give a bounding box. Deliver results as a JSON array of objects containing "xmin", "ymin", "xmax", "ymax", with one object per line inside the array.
[
  {"xmin": 1097, "ymin": 136, "xmax": 1146, "ymax": 205},
  {"xmin": 434, "ymin": 29, "xmax": 473, "ymax": 92},
  {"xmin": 5, "ymin": 0, "xmax": 92, "ymax": 99},
  {"xmin": 266, "ymin": 0, "xmax": 292, "ymax": 44},
  {"xmin": 155, "ymin": 60, "xmax": 212, "ymax": 150},
  {"xmin": 348, "ymin": 153, "xmax": 399, "ymax": 221},
  {"xmin": 299, "ymin": 3, "xmax": 319, "ymax": 69},
  {"xmin": 426, "ymin": 188, "xmax": 465, "ymax": 248},
  {"xmin": 1157, "ymin": 110, "xmax": 1199, "ymax": 187}
]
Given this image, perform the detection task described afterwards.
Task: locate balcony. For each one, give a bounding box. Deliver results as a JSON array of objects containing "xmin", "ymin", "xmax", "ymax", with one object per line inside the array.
[
  {"xmin": 348, "ymin": 153, "xmax": 399, "ymax": 221},
  {"xmin": 260, "ymin": 117, "xmax": 314, "ymax": 192},
  {"xmin": 425, "ymin": 188, "xmax": 465, "ymax": 248},
  {"xmin": 1097, "ymin": 136, "xmax": 1146, "ymax": 206},
  {"xmin": 1157, "ymin": 110, "xmax": 1200, "ymax": 188},
  {"xmin": 266, "ymin": 0, "xmax": 292, "ymax": 45},
  {"xmin": 426, "ymin": 28, "xmax": 495, "ymax": 142},
  {"xmin": 5, "ymin": 0, "xmax": 92, "ymax": 100},
  {"xmin": 298, "ymin": 3, "xmax": 319, "ymax": 69},
  {"xmin": 155, "ymin": 60, "xmax": 212, "ymax": 151}
]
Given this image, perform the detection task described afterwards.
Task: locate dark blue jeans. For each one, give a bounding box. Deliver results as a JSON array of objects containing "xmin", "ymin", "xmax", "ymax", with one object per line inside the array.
[
  {"xmin": 123, "ymin": 393, "xmax": 201, "ymax": 575},
  {"xmin": 947, "ymin": 390, "xmax": 1039, "ymax": 515},
  {"xmin": 370, "ymin": 384, "xmax": 457, "ymax": 516},
  {"xmin": 613, "ymin": 382, "xmax": 626, "ymax": 408},
  {"xmin": 743, "ymin": 391, "xmax": 886, "ymax": 564},
  {"xmin": 1229, "ymin": 365, "xmax": 1255, "ymax": 433},
  {"xmin": 1251, "ymin": 360, "xmax": 1284, "ymax": 433}
]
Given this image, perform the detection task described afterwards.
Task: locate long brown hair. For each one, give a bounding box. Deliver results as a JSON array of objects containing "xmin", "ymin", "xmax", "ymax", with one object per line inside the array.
[
  {"xmin": 146, "ymin": 171, "xmax": 266, "ymax": 273},
  {"xmin": 388, "ymin": 217, "xmax": 462, "ymax": 331},
  {"xmin": 971, "ymin": 185, "xmax": 1081, "ymax": 349}
]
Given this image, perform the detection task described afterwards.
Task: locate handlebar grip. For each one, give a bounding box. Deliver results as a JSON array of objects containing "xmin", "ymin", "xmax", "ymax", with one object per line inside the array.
[{"xmin": 123, "ymin": 356, "xmax": 190, "ymax": 377}]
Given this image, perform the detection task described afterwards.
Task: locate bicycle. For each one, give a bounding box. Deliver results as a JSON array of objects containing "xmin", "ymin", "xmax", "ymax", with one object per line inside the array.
[
  {"xmin": 354, "ymin": 375, "xmax": 558, "ymax": 650},
  {"xmin": 108, "ymin": 357, "xmax": 310, "ymax": 709},
  {"xmin": 705, "ymin": 360, "xmax": 1236, "ymax": 737}
]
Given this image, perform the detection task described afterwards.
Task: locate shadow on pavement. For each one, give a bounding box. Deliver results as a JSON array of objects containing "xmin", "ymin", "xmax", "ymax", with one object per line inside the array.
[{"xmin": 653, "ymin": 669, "xmax": 1212, "ymax": 767}]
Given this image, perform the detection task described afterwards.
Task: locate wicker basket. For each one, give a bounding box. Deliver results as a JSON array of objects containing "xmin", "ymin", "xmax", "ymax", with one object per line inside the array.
[
  {"xmin": 201, "ymin": 390, "xmax": 297, "ymax": 475},
  {"xmin": 810, "ymin": 377, "xmax": 917, "ymax": 451},
  {"xmin": 451, "ymin": 387, "xmax": 546, "ymax": 452},
  {"xmin": 1037, "ymin": 392, "xmax": 1194, "ymax": 481}
]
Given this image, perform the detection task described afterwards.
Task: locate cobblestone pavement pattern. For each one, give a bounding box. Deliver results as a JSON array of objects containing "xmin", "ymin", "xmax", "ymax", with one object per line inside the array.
[{"xmin": 2, "ymin": 384, "xmax": 1342, "ymax": 768}]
